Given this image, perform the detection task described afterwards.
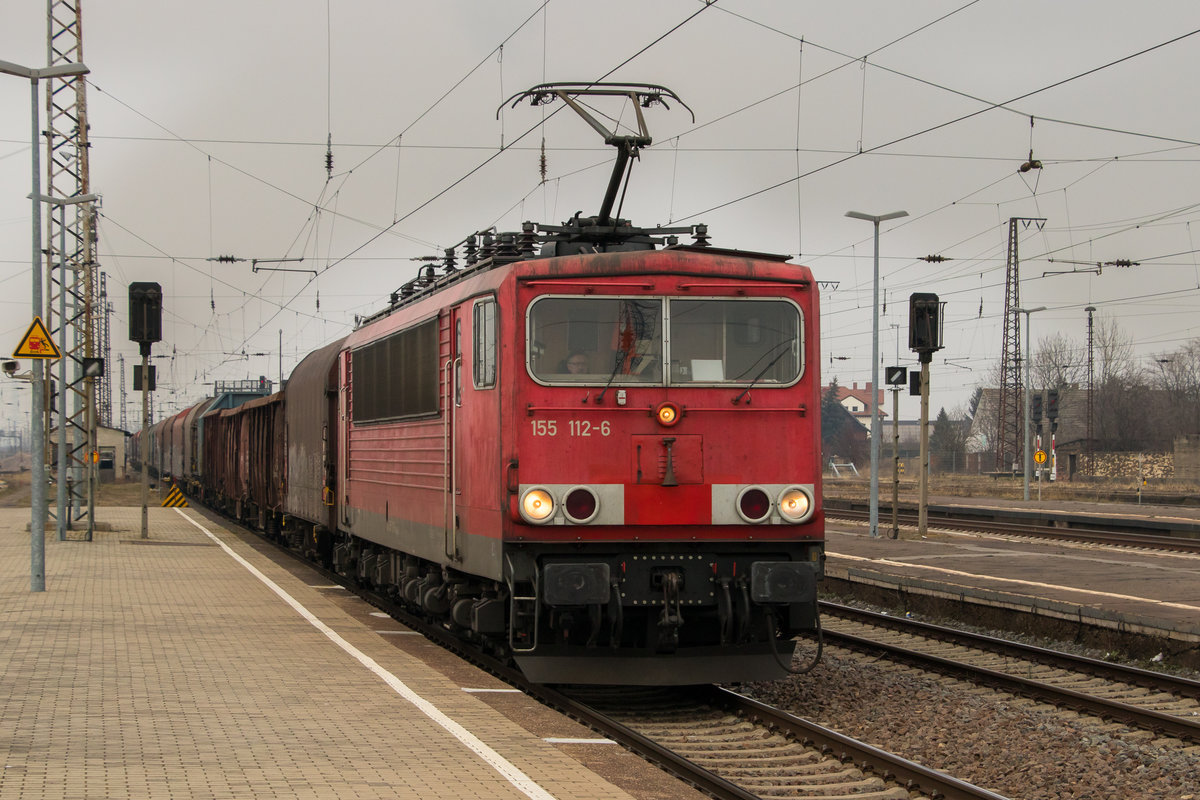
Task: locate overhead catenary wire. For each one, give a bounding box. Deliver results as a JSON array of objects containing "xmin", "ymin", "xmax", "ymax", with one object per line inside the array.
[
  {"xmin": 172, "ymin": 1, "xmax": 723, "ymax": 377},
  {"xmin": 674, "ymin": 26, "xmax": 1200, "ymax": 225},
  {"xmin": 65, "ymin": 4, "xmax": 1200, "ymax": 401}
]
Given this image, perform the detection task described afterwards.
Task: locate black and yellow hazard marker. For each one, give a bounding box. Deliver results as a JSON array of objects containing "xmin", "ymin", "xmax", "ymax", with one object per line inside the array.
[{"xmin": 161, "ymin": 483, "xmax": 189, "ymax": 507}]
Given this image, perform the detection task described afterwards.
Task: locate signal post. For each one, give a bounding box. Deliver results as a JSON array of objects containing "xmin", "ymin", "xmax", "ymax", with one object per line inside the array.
[
  {"xmin": 884, "ymin": 365, "xmax": 907, "ymax": 539},
  {"xmin": 129, "ymin": 282, "xmax": 162, "ymax": 539},
  {"xmin": 909, "ymin": 293, "xmax": 944, "ymax": 536}
]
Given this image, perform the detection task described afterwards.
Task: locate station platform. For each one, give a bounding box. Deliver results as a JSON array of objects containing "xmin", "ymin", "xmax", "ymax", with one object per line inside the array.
[
  {"xmin": 0, "ymin": 507, "xmax": 696, "ymax": 800},
  {"xmin": 824, "ymin": 497, "xmax": 1200, "ymax": 656}
]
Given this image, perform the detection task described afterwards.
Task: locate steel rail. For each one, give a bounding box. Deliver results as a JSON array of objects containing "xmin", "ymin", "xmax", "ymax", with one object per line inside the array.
[
  {"xmin": 700, "ymin": 685, "xmax": 1010, "ymax": 800},
  {"xmin": 827, "ymin": 504, "xmax": 1200, "ymax": 553},
  {"xmin": 822, "ymin": 601, "xmax": 1200, "ymax": 698},
  {"xmin": 821, "ymin": 619, "xmax": 1200, "ymax": 743}
]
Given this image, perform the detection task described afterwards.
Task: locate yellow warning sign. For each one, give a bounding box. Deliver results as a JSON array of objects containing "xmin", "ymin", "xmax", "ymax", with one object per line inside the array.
[
  {"xmin": 161, "ymin": 484, "xmax": 189, "ymax": 508},
  {"xmin": 13, "ymin": 317, "xmax": 61, "ymax": 360},
  {"xmin": 1034, "ymin": 449, "xmax": 1048, "ymax": 465}
]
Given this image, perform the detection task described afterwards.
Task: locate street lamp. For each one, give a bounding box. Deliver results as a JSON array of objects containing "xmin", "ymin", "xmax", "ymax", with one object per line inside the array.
[
  {"xmin": 1017, "ymin": 306, "xmax": 1046, "ymax": 501},
  {"xmin": 0, "ymin": 58, "xmax": 89, "ymax": 592},
  {"xmin": 846, "ymin": 209, "xmax": 908, "ymax": 539}
]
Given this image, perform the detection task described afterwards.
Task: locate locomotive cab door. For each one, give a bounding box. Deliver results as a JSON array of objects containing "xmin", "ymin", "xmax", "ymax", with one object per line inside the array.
[
  {"xmin": 445, "ymin": 294, "xmax": 501, "ymax": 579},
  {"xmin": 338, "ymin": 350, "xmax": 351, "ymax": 528},
  {"xmin": 443, "ymin": 309, "xmax": 462, "ymax": 561}
]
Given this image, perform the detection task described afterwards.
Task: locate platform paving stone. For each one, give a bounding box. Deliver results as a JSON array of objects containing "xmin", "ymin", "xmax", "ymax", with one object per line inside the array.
[{"xmin": 0, "ymin": 507, "xmax": 636, "ymax": 800}]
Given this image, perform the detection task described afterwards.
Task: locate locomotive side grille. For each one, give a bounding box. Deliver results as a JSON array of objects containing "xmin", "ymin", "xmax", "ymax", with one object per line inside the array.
[{"xmin": 350, "ymin": 319, "xmax": 439, "ymax": 423}]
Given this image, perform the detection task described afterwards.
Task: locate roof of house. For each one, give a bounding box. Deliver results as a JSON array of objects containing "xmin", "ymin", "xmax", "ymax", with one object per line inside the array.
[{"xmin": 826, "ymin": 382, "xmax": 886, "ymax": 420}]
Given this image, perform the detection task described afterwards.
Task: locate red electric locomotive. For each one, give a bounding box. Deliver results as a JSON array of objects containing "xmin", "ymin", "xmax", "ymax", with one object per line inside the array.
[
  {"xmin": 165, "ymin": 84, "xmax": 825, "ymax": 684},
  {"xmin": 318, "ymin": 84, "xmax": 825, "ymax": 684}
]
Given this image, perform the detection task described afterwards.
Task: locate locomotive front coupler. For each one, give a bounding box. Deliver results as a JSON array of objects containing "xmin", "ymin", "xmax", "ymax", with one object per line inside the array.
[{"xmin": 655, "ymin": 570, "xmax": 684, "ymax": 652}]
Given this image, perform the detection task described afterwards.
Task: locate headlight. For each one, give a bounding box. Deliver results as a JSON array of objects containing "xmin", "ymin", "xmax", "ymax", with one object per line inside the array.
[
  {"xmin": 655, "ymin": 401, "xmax": 680, "ymax": 427},
  {"xmin": 736, "ymin": 486, "xmax": 771, "ymax": 524},
  {"xmin": 777, "ymin": 486, "xmax": 814, "ymax": 523},
  {"xmin": 520, "ymin": 487, "xmax": 555, "ymax": 524}
]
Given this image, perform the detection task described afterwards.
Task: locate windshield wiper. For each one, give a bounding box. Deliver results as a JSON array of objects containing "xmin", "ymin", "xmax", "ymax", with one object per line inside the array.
[
  {"xmin": 595, "ymin": 349, "xmax": 626, "ymax": 403},
  {"xmin": 732, "ymin": 337, "xmax": 796, "ymax": 405}
]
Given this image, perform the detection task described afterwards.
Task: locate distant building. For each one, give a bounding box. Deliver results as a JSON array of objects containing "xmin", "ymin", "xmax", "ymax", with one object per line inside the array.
[
  {"xmin": 826, "ymin": 382, "xmax": 886, "ymax": 435},
  {"xmin": 48, "ymin": 424, "xmax": 128, "ymax": 483},
  {"xmin": 966, "ymin": 387, "xmax": 1088, "ymax": 476}
]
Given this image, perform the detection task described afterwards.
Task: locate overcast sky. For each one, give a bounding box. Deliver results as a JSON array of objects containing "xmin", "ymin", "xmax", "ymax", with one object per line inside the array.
[{"xmin": 2, "ymin": 1, "xmax": 1199, "ymax": 430}]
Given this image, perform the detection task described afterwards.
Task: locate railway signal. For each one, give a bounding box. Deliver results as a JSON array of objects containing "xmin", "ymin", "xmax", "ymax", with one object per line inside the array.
[
  {"xmin": 909, "ymin": 293, "xmax": 945, "ymax": 537},
  {"xmin": 129, "ymin": 281, "xmax": 162, "ymax": 540}
]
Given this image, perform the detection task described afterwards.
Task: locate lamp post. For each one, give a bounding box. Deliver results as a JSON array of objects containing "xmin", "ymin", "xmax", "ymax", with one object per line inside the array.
[
  {"xmin": 846, "ymin": 209, "xmax": 908, "ymax": 539},
  {"xmin": 1018, "ymin": 306, "xmax": 1046, "ymax": 501},
  {"xmin": 0, "ymin": 58, "xmax": 89, "ymax": 592}
]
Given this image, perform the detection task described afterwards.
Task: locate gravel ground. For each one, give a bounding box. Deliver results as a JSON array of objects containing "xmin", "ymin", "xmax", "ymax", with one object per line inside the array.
[{"xmin": 742, "ymin": 649, "xmax": 1200, "ymax": 800}]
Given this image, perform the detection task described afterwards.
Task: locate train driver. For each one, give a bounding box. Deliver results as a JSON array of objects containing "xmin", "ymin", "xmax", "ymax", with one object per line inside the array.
[{"xmin": 562, "ymin": 352, "xmax": 590, "ymax": 375}]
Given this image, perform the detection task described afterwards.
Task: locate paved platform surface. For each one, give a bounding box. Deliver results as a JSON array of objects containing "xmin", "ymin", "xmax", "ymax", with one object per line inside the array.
[
  {"xmin": 0, "ymin": 506, "xmax": 646, "ymax": 800},
  {"xmin": 826, "ymin": 499, "xmax": 1200, "ymax": 647}
]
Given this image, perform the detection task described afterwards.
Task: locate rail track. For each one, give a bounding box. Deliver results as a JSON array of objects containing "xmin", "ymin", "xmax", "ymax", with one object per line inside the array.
[
  {"xmin": 557, "ymin": 684, "xmax": 1008, "ymax": 800},
  {"xmin": 825, "ymin": 501, "xmax": 1200, "ymax": 552},
  {"xmin": 820, "ymin": 601, "xmax": 1200, "ymax": 744},
  {"xmin": 217, "ymin": 501, "xmax": 1200, "ymax": 796},
  {"xmin": 215, "ymin": 507, "xmax": 1008, "ymax": 800}
]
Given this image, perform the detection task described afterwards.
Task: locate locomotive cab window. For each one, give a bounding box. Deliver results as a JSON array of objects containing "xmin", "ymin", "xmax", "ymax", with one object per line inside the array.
[
  {"xmin": 528, "ymin": 297, "xmax": 663, "ymax": 384},
  {"xmin": 472, "ymin": 297, "xmax": 497, "ymax": 389},
  {"xmin": 669, "ymin": 298, "xmax": 802, "ymax": 385},
  {"xmin": 527, "ymin": 295, "xmax": 801, "ymax": 386}
]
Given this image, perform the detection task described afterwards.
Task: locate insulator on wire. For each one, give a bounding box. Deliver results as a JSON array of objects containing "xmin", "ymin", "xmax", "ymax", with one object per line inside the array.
[{"xmin": 325, "ymin": 133, "xmax": 333, "ymax": 177}]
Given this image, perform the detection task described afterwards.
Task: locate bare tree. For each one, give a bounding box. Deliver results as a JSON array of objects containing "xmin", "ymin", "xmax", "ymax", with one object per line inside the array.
[
  {"xmin": 1094, "ymin": 315, "xmax": 1144, "ymax": 385},
  {"xmin": 1033, "ymin": 331, "xmax": 1086, "ymax": 390},
  {"xmin": 1151, "ymin": 339, "xmax": 1200, "ymax": 437},
  {"xmin": 1092, "ymin": 315, "xmax": 1154, "ymax": 450}
]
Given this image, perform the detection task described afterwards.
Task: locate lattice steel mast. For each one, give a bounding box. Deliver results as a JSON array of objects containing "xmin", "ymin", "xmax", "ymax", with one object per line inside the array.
[
  {"xmin": 994, "ymin": 217, "xmax": 1044, "ymax": 471},
  {"xmin": 1085, "ymin": 305, "xmax": 1096, "ymax": 476},
  {"xmin": 44, "ymin": 0, "xmax": 100, "ymax": 538},
  {"xmin": 99, "ymin": 271, "xmax": 111, "ymax": 427}
]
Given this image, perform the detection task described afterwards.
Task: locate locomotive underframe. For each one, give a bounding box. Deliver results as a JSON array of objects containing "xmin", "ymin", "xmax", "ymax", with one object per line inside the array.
[{"xmin": 261, "ymin": 503, "xmax": 824, "ymax": 683}]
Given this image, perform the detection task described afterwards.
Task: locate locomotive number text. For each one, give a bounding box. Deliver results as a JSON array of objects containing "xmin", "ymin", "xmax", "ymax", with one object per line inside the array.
[{"xmin": 531, "ymin": 419, "xmax": 611, "ymax": 437}]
